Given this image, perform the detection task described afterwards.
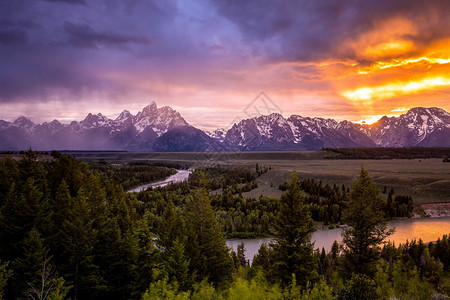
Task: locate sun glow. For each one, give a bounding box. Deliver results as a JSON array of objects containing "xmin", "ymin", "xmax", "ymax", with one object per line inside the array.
[
  {"xmin": 353, "ymin": 108, "xmax": 410, "ymax": 125},
  {"xmin": 364, "ymin": 41, "xmax": 413, "ymax": 58},
  {"xmin": 342, "ymin": 76, "xmax": 450, "ymax": 102},
  {"xmin": 358, "ymin": 57, "xmax": 450, "ymax": 74}
]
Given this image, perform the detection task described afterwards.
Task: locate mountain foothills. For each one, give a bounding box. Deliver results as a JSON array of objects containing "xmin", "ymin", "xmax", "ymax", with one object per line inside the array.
[{"xmin": 0, "ymin": 102, "xmax": 449, "ymax": 151}]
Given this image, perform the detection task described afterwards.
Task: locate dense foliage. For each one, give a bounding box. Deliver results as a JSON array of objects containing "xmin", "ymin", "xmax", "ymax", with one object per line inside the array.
[
  {"xmin": 188, "ymin": 165, "xmax": 267, "ymax": 191},
  {"xmin": 0, "ymin": 151, "xmax": 448, "ymax": 299},
  {"xmin": 280, "ymin": 178, "xmax": 413, "ymax": 224},
  {"xmin": 89, "ymin": 161, "xmax": 176, "ymax": 191}
]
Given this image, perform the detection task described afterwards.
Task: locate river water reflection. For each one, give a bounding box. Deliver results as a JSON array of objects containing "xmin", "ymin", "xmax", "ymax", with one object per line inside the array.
[
  {"xmin": 127, "ymin": 169, "xmax": 192, "ymax": 193},
  {"xmin": 227, "ymin": 217, "xmax": 450, "ymax": 264}
]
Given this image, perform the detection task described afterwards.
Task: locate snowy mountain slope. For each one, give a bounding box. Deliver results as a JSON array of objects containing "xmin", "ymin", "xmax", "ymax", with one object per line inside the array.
[
  {"xmin": 363, "ymin": 107, "xmax": 450, "ymax": 147},
  {"xmin": 0, "ymin": 105, "xmax": 448, "ymax": 151}
]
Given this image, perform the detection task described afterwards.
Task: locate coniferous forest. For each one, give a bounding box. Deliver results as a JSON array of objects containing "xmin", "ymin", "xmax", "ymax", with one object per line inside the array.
[{"xmin": 0, "ymin": 150, "xmax": 449, "ymax": 299}]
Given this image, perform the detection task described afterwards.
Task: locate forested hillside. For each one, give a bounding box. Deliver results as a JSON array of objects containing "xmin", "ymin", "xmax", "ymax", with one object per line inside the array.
[{"xmin": 0, "ymin": 151, "xmax": 448, "ymax": 299}]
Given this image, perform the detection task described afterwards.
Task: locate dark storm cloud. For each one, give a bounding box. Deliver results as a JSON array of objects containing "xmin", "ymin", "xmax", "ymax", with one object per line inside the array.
[
  {"xmin": 43, "ymin": 0, "xmax": 86, "ymax": 5},
  {"xmin": 0, "ymin": 0, "xmax": 231, "ymax": 104},
  {"xmin": 0, "ymin": 28, "xmax": 27, "ymax": 45},
  {"xmin": 213, "ymin": 0, "xmax": 450, "ymax": 63},
  {"xmin": 64, "ymin": 22, "xmax": 150, "ymax": 49},
  {"xmin": 1, "ymin": 0, "xmax": 450, "ymax": 114}
]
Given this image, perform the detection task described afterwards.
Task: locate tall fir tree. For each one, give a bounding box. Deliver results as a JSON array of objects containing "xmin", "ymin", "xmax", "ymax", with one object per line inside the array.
[
  {"xmin": 61, "ymin": 188, "xmax": 104, "ymax": 300},
  {"xmin": 341, "ymin": 166, "xmax": 393, "ymax": 278},
  {"xmin": 270, "ymin": 171, "xmax": 316, "ymax": 287},
  {"xmin": 0, "ymin": 259, "xmax": 12, "ymax": 300},
  {"xmin": 157, "ymin": 201, "xmax": 190, "ymax": 290},
  {"xmin": 184, "ymin": 171, "xmax": 233, "ymax": 287},
  {"xmin": 95, "ymin": 185, "xmax": 139, "ymax": 299},
  {"xmin": 10, "ymin": 228, "xmax": 47, "ymax": 299}
]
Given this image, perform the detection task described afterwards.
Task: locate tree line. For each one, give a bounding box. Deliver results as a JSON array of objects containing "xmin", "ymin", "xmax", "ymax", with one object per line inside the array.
[{"xmin": 324, "ymin": 147, "xmax": 450, "ymax": 160}]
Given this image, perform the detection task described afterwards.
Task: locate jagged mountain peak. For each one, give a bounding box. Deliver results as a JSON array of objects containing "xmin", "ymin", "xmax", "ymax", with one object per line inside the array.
[
  {"xmin": 83, "ymin": 112, "xmax": 106, "ymax": 121},
  {"xmin": 50, "ymin": 119, "xmax": 61, "ymax": 125},
  {"xmin": 115, "ymin": 110, "xmax": 133, "ymax": 122},
  {"xmin": 139, "ymin": 101, "xmax": 158, "ymax": 117},
  {"xmin": 206, "ymin": 128, "xmax": 226, "ymax": 143},
  {"xmin": 134, "ymin": 102, "xmax": 188, "ymax": 134},
  {"xmin": 407, "ymin": 107, "xmax": 448, "ymax": 115},
  {"xmin": 81, "ymin": 112, "xmax": 112, "ymax": 129},
  {"xmin": 14, "ymin": 116, "xmax": 34, "ymax": 126}
]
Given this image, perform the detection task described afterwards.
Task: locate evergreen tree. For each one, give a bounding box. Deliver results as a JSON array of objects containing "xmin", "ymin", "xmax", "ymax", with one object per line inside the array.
[
  {"xmin": 49, "ymin": 180, "xmax": 72, "ymax": 259},
  {"xmin": 270, "ymin": 172, "xmax": 316, "ymax": 287},
  {"xmin": 341, "ymin": 166, "xmax": 393, "ymax": 278},
  {"xmin": 0, "ymin": 183, "xmax": 22, "ymax": 260},
  {"xmin": 237, "ymin": 241, "xmax": 247, "ymax": 267},
  {"xmin": 95, "ymin": 194, "xmax": 138, "ymax": 300},
  {"xmin": 184, "ymin": 171, "xmax": 233, "ymax": 287},
  {"xmin": 252, "ymin": 243, "xmax": 272, "ymax": 274},
  {"xmin": 133, "ymin": 214, "xmax": 158, "ymax": 297},
  {"xmin": 157, "ymin": 202, "xmax": 190, "ymax": 290},
  {"xmin": 164, "ymin": 237, "xmax": 191, "ymax": 291},
  {"xmin": 0, "ymin": 259, "xmax": 12, "ymax": 300},
  {"xmin": 11, "ymin": 228, "xmax": 47, "ymax": 299},
  {"xmin": 61, "ymin": 188, "xmax": 104, "ymax": 300}
]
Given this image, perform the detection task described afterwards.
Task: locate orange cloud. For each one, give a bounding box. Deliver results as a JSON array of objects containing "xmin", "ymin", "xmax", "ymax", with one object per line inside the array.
[
  {"xmin": 342, "ymin": 76, "xmax": 450, "ymax": 102},
  {"xmin": 357, "ymin": 57, "xmax": 450, "ymax": 74}
]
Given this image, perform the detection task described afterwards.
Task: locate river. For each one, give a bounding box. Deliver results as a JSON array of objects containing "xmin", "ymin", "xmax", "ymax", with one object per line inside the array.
[
  {"xmin": 127, "ymin": 169, "xmax": 193, "ymax": 193},
  {"xmin": 227, "ymin": 217, "xmax": 450, "ymax": 264}
]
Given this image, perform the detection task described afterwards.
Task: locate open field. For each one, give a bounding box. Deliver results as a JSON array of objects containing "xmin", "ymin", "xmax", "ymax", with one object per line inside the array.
[
  {"xmin": 3, "ymin": 151, "xmax": 449, "ymax": 204},
  {"xmin": 63, "ymin": 151, "xmax": 449, "ymax": 205},
  {"xmin": 242, "ymin": 159, "xmax": 450, "ymax": 204}
]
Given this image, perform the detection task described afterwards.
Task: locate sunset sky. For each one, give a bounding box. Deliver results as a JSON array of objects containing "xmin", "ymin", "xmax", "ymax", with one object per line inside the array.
[{"xmin": 1, "ymin": 0, "xmax": 450, "ymax": 130}]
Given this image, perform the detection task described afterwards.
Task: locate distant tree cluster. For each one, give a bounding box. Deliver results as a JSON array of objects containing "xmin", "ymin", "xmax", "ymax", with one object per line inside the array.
[
  {"xmin": 188, "ymin": 164, "xmax": 267, "ymax": 191},
  {"xmin": 279, "ymin": 177, "xmax": 413, "ymax": 224},
  {"xmin": 89, "ymin": 162, "xmax": 176, "ymax": 191},
  {"xmin": 324, "ymin": 147, "xmax": 450, "ymax": 159}
]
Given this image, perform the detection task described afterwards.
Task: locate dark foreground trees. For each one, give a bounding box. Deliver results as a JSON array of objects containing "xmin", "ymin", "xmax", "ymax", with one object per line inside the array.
[
  {"xmin": 341, "ymin": 166, "xmax": 393, "ymax": 277},
  {"xmin": 184, "ymin": 172, "xmax": 234, "ymax": 287},
  {"xmin": 0, "ymin": 152, "xmax": 448, "ymax": 299},
  {"xmin": 270, "ymin": 172, "xmax": 316, "ymax": 287}
]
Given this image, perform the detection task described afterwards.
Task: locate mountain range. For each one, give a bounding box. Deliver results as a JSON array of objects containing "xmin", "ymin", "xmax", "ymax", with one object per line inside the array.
[{"xmin": 0, "ymin": 102, "xmax": 449, "ymax": 151}]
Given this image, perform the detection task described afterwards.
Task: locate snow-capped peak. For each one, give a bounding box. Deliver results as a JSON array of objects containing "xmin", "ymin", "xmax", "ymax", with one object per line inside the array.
[
  {"xmin": 115, "ymin": 110, "xmax": 133, "ymax": 122},
  {"xmin": 138, "ymin": 101, "xmax": 158, "ymax": 118},
  {"xmin": 81, "ymin": 113, "xmax": 113, "ymax": 129},
  {"xmin": 206, "ymin": 128, "xmax": 226, "ymax": 142},
  {"xmin": 14, "ymin": 116, "xmax": 34, "ymax": 127}
]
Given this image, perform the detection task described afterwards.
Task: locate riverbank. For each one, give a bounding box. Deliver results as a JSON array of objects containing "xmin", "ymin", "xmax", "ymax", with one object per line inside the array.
[{"xmin": 413, "ymin": 202, "xmax": 450, "ymax": 218}]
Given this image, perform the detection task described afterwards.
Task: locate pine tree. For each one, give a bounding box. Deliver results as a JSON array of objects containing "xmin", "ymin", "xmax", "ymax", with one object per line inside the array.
[
  {"xmin": 237, "ymin": 241, "xmax": 247, "ymax": 267},
  {"xmin": 184, "ymin": 171, "xmax": 233, "ymax": 287},
  {"xmin": 95, "ymin": 185, "xmax": 139, "ymax": 299},
  {"xmin": 11, "ymin": 228, "xmax": 47, "ymax": 299},
  {"xmin": 252, "ymin": 243, "xmax": 272, "ymax": 274},
  {"xmin": 341, "ymin": 166, "xmax": 393, "ymax": 278},
  {"xmin": 164, "ymin": 237, "xmax": 191, "ymax": 290},
  {"xmin": 270, "ymin": 172, "xmax": 316, "ymax": 287},
  {"xmin": 0, "ymin": 259, "xmax": 12, "ymax": 300},
  {"xmin": 61, "ymin": 188, "xmax": 104, "ymax": 300},
  {"xmin": 133, "ymin": 214, "xmax": 158, "ymax": 297},
  {"xmin": 157, "ymin": 201, "xmax": 190, "ymax": 289}
]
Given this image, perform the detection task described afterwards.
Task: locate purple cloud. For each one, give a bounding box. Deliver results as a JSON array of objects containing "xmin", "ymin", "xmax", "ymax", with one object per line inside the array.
[{"xmin": 64, "ymin": 22, "xmax": 150, "ymax": 49}]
